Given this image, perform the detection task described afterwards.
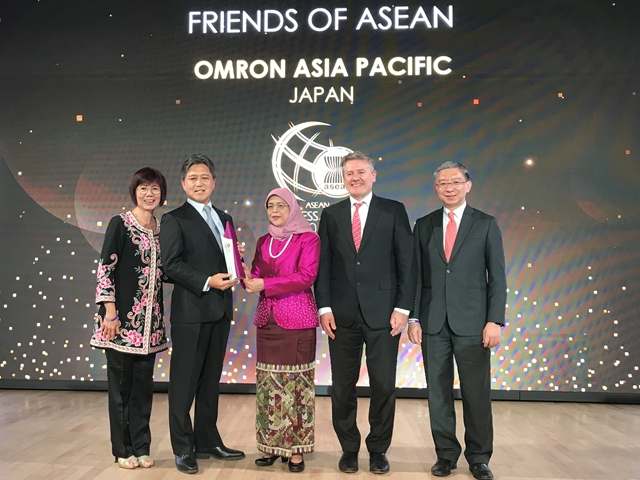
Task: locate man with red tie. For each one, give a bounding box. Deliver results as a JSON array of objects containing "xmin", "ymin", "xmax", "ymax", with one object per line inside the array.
[
  {"xmin": 314, "ymin": 151, "xmax": 416, "ymax": 474},
  {"xmin": 408, "ymin": 162, "xmax": 507, "ymax": 480}
]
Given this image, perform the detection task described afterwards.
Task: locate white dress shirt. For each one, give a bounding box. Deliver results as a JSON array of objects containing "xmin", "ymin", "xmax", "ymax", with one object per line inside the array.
[
  {"xmin": 442, "ymin": 202, "xmax": 467, "ymax": 250},
  {"xmin": 187, "ymin": 198, "xmax": 225, "ymax": 236},
  {"xmin": 350, "ymin": 191, "xmax": 373, "ymax": 236}
]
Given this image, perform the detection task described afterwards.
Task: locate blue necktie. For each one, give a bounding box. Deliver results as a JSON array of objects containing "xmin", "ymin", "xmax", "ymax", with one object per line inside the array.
[{"xmin": 203, "ymin": 205, "xmax": 222, "ymax": 249}]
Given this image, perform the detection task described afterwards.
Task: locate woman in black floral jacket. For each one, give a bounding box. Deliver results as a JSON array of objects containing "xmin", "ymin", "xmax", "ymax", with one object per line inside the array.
[{"xmin": 90, "ymin": 167, "xmax": 168, "ymax": 470}]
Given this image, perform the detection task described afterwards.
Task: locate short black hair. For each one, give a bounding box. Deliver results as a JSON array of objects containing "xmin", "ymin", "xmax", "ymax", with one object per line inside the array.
[
  {"xmin": 129, "ymin": 167, "xmax": 167, "ymax": 206},
  {"xmin": 181, "ymin": 153, "xmax": 216, "ymax": 181}
]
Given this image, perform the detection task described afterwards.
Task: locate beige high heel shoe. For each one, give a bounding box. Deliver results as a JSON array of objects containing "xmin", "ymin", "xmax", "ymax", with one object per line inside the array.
[
  {"xmin": 116, "ymin": 455, "xmax": 139, "ymax": 469},
  {"xmin": 137, "ymin": 455, "xmax": 154, "ymax": 468}
]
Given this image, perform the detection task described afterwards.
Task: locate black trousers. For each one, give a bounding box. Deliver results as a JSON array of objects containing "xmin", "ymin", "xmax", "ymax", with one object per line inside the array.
[
  {"xmin": 329, "ymin": 309, "xmax": 400, "ymax": 453},
  {"xmin": 423, "ymin": 320, "xmax": 493, "ymax": 465},
  {"xmin": 105, "ymin": 348, "xmax": 156, "ymax": 458},
  {"xmin": 168, "ymin": 319, "xmax": 230, "ymax": 455}
]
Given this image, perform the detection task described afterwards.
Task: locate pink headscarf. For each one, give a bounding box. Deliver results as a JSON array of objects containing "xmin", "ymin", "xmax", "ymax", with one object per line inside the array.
[{"xmin": 266, "ymin": 188, "xmax": 314, "ymax": 241}]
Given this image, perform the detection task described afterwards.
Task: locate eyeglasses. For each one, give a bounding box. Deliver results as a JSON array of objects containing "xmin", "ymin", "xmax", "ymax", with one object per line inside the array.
[
  {"xmin": 266, "ymin": 202, "xmax": 289, "ymax": 211},
  {"xmin": 435, "ymin": 180, "xmax": 467, "ymax": 189},
  {"xmin": 137, "ymin": 185, "xmax": 162, "ymax": 195}
]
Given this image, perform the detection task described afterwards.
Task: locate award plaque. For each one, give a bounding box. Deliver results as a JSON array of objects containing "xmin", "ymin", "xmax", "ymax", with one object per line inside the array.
[{"xmin": 222, "ymin": 221, "xmax": 245, "ymax": 279}]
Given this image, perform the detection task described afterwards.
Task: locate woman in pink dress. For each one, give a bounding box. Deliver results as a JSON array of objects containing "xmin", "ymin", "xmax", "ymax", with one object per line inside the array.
[{"xmin": 243, "ymin": 187, "xmax": 320, "ymax": 473}]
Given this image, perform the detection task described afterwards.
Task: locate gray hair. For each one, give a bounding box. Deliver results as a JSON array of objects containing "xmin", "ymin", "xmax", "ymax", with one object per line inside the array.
[
  {"xmin": 341, "ymin": 151, "xmax": 376, "ymax": 172},
  {"xmin": 181, "ymin": 153, "xmax": 216, "ymax": 181},
  {"xmin": 433, "ymin": 161, "xmax": 470, "ymax": 181}
]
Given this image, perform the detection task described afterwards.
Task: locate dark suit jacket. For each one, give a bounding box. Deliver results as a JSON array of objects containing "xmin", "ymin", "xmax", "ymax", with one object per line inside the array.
[
  {"xmin": 160, "ymin": 201, "xmax": 234, "ymax": 324},
  {"xmin": 412, "ymin": 205, "xmax": 507, "ymax": 336},
  {"xmin": 314, "ymin": 194, "xmax": 417, "ymax": 329}
]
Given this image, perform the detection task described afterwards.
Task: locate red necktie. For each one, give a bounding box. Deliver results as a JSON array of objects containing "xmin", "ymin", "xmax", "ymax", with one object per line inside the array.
[
  {"xmin": 352, "ymin": 202, "xmax": 363, "ymax": 252},
  {"xmin": 445, "ymin": 211, "xmax": 457, "ymax": 262}
]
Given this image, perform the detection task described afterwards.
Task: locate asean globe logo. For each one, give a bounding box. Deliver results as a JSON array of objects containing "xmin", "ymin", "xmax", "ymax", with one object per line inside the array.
[{"xmin": 271, "ymin": 121, "xmax": 352, "ymax": 199}]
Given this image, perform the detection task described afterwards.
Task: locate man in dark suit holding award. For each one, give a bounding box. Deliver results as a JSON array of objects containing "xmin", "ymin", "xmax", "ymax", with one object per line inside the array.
[
  {"xmin": 408, "ymin": 161, "xmax": 506, "ymax": 480},
  {"xmin": 160, "ymin": 154, "xmax": 245, "ymax": 474},
  {"xmin": 315, "ymin": 151, "xmax": 416, "ymax": 474}
]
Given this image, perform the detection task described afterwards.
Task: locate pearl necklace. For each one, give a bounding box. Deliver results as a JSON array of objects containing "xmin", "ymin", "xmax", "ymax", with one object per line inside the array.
[{"xmin": 269, "ymin": 235, "xmax": 293, "ymax": 258}]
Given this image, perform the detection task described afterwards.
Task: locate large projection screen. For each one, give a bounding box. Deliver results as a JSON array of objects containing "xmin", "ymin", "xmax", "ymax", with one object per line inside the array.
[{"xmin": 1, "ymin": 0, "xmax": 639, "ymax": 395}]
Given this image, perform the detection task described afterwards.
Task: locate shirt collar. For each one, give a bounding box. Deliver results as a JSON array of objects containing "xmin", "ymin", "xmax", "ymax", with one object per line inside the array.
[
  {"xmin": 350, "ymin": 191, "xmax": 373, "ymax": 206},
  {"xmin": 187, "ymin": 198, "xmax": 212, "ymax": 213},
  {"xmin": 444, "ymin": 202, "xmax": 467, "ymax": 219}
]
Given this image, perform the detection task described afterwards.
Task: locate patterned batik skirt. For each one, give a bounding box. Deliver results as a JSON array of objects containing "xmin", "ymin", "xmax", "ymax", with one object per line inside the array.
[{"xmin": 255, "ymin": 317, "xmax": 316, "ymax": 457}]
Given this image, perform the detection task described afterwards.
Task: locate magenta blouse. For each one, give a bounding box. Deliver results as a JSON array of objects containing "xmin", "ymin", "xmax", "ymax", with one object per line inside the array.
[{"xmin": 251, "ymin": 231, "xmax": 320, "ymax": 330}]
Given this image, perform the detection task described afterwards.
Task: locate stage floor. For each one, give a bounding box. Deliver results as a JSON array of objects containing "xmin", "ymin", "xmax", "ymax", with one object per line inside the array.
[{"xmin": 0, "ymin": 390, "xmax": 638, "ymax": 479}]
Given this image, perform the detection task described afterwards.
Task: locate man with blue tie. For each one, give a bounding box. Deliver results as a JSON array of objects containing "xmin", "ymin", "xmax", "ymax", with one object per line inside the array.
[
  {"xmin": 160, "ymin": 154, "xmax": 245, "ymax": 474},
  {"xmin": 408, "ymin": 161, "xmax": 506, "ymax": 480}
]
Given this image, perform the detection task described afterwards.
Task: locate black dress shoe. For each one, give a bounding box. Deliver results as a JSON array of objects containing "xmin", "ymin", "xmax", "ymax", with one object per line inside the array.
[
  {"xmin": 175, "ymin": 454, "xmax": 198, "ymax": 474},
  {"xmin": 338, "ymin": 451, "xmax": 359, "ymax": 473},
  {"xmin": 288, "ymin": 455, "xmax": 305, "ymax": 473},
  {"xmin": 431, "ymin": 458, "xmax": 457, "ymax": 477},
  {"xmin": 469, "ymin": 463, "xmax": 494, "ymax": 480},
  {"xmin": 369, "ymin": 452, "xmax": 390, "ymax": 474},
  {"xmin": 255, "ymin": 455, "xmax": 286, "ymax": 467},
  {"xmin": 195, "ymin": 445, "xmax": 246, "ymax": 460}
]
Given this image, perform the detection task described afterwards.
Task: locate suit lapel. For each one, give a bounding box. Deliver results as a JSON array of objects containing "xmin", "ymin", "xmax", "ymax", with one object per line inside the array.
[
  {"xmin": 214, "ymin": 206, "xmax": 229, "ymax": 234},
  {"xmin": 431, "ymin": 209, "xmax": 447, "ymax": 264},
  {"xmin": 449, "ymin": 205, "xmax": 475, "ymax": 262},
  {"xmin": 182, "ymin": 202, "xmax": 221, "ymax": 252},
  {"xmin": 359, "ymin": 194, "xmax": 380, "ymax": 252},
  {"xmin": 338, "ymin": 200, "xmax": 356, "ymax": 253}
]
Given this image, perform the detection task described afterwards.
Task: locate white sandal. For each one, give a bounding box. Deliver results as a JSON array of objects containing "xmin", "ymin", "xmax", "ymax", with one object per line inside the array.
[
  {"xmin": 137, "ymin": 455, "xmax": 154, "ymax": 468},
  {"xmin": 116, "ymin": 455, "xmax": 139, "ymax": 469}
]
